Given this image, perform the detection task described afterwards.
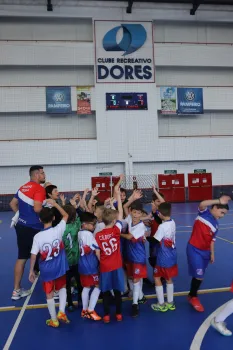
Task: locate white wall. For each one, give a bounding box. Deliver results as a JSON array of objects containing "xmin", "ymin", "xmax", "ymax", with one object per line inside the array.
[{"xmin": 1, "ymin": 1, "xmax": 233, "ymax": 194}]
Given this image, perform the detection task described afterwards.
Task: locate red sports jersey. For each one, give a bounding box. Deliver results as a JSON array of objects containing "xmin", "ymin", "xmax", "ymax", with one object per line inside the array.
[
  {"xmin": 94, "ymin": 221, "xmax": 122, "ymax": 273},
  {"xmin": 189, "ymin": 208, "xmax": 218, "ymax": 251}
]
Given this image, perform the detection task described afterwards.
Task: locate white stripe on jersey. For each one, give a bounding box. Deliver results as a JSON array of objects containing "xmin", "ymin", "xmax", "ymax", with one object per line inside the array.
[
  {"xmin": 18, "ymin": 190, "xmax": 34, "ymax": 206},
  {"xmin": 195, "ymin": 215, "xmax": 217, "ymax": 233}
]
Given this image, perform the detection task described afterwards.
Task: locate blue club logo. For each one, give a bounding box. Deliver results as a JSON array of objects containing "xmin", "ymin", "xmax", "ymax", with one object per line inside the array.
[
  {"xmin": 185, "ymin": 91, "xmax": 195, "ymax": 101},
  {"xmin": 53, "ymin": 92, "xmax": 65, "ymax": 103},
  {"xmin": 103, "ymin": 24, "xmax": 147, "ymax": 56}
]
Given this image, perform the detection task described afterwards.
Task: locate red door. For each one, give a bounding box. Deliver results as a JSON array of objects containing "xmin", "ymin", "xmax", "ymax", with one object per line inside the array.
[{"xmin": 188, "ymin": 173, "xmax": 212, "ymax": 201}]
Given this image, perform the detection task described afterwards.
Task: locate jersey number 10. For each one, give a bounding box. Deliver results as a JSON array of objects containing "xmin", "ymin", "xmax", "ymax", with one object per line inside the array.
[{"xmin": 102, "ymin": 238, "xmax": 117, "ymax": 255}]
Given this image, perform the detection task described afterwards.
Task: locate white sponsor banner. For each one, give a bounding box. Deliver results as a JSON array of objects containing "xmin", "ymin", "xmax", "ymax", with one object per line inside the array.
[{"xmin": 94, "ymin": 20, "xmax": 155, "ymax": 84}]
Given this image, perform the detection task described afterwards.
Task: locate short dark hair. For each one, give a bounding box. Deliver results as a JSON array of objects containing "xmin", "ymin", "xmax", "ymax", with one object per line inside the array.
[
  {"xmin": 29, "ymin": 165, "xmax": 43, "ymax": 177},
  {"xmin": 120, "ymin": 188, "xmax": 126, "ymax": 194},
  {"xmin": 79, "ymin": 212, "xmax": 97, "ymax": 224},
  {"xmin": 45, "ymin": 185, "xmax": 57, "ymax": 199},
  {"xmin": 63, "ymin": 205, "xmax": 77, "ymax": 224},
  {"xmin": 158, "ymin": 202, "xmax": 171, "ymax": 217},
  {"xmin": 39, "ymin": 207, "xmax": 54, "ymax": 224},
  {"xmin": 130, "ymin": 200, "xmax": 143, "ymax": 212},
  {"xmin": 152, "ymin": 192, "xmax": 164, "ymax": 201},
  {"xmin": 211, "ymin": 203, "xmax": 229, "ymax": 211},
  {"xmin": 95, "ymin": 201, "xmax": 104, "ymax": 208}
]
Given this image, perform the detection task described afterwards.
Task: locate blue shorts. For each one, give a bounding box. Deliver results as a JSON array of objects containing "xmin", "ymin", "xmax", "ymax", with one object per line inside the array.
[
  {"xmin": 186, "ymin": 243, "xmax": 210, "ymax": 279},
  {"xmin": 100, "ymin": 268, "xmax": 124, "ymax": 293}
]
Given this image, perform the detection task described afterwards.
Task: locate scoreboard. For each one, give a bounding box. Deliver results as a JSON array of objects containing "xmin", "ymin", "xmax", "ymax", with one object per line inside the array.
[{"xmin": 106, "ymin": 93, "xmax": 148, "ymax": 110}]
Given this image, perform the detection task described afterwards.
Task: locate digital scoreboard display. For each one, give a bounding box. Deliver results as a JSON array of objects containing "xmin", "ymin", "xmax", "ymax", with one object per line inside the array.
[{"xmin": 106, "ymin": 93, "xmax": 148, "ymax": 110}]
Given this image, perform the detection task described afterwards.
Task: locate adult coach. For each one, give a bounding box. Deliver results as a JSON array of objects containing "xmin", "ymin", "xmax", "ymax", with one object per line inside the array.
[{"xmin": 10, "ymin": 165, "xmax": 46, "ymax": 300}]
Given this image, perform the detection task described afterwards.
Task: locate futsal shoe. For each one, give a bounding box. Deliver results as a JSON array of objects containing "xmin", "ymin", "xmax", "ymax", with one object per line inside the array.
[
  {"xmin": 81, "ymin": 309, "xmax": 88, "ymax": 318},
  {"xmin": 46, "ymin": 319, "xmax": 59, "ymax": 328},
  {"xmin": 131, "ymin": 304, "xmax": 139, "ymax": 317},
  {"xmin": 211, "ymin": 318, "xmax": 232, "ymax": 336},
  {"xmin": 138, "ymin": 296, "xmax": 147, "ymax": 304},
  {"xmin": 87, "ymin": 310, "xmax": 102, "ymax": 321},
  {"xmin": 166, "ymin": 302, "xmax": 176, "ymax": 311},
  {"xmin": 103, "ymin": 315, "xmax": 110, "ymax": 323},
  {"xmin": 57, "ymin": 311, "xmax": 70, "ymax": 324},
  {"xmin": 151, "ymin": 303, "xmax": 168, "ymax": 312},
  {"xmin": 11, "ymin": 288, "xmax": 31, "ymax": 300},
  {"xmin": 188, "ymin": 296, "xmax": 204, "ymax": 312}
]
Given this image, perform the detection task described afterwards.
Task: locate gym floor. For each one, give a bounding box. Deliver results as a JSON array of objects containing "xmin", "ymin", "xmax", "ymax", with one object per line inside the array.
[{"xmin": 1, "ymin": 202, "xmax": 233, "ymax": 350}]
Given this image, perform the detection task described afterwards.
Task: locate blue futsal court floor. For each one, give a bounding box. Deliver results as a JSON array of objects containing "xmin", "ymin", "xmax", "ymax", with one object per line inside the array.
[{"xmin": 1, "ymin": 202, "xmax": 233, "ymax": 349}]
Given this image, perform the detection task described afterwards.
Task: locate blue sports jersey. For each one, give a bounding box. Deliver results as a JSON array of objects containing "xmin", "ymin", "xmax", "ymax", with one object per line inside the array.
[
  {"xmin": 31, "ymin": 220, "xmax": 69, "ymax": 282},
  {"xmin": 124, "ymin": 216, "xmax": 147, "ymax": 264},
  {"xmin": 78, "ymin": 229, "xmax": 99, "ymax": 275},
  {"xmin": 155, "ymin": 219, "xmax": 177, "ymax": 268}
]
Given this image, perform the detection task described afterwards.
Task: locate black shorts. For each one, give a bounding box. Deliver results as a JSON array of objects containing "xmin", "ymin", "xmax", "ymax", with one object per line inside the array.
[{"xmin": 15, "ymin": 224, "xmax": 40, "ymax": 260}]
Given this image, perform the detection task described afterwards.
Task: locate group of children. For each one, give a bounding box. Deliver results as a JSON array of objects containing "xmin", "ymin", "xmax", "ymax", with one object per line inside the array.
[{"xmin": 26, "ymin": 174, "xmax": 233, "ymax": 337}]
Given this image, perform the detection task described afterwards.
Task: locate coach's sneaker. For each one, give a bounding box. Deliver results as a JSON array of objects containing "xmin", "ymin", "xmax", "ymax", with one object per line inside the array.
[
  {"xmin": 46, "ymin": 319, "xmax": 59, "ymax": 328},
  {"xmin": 166, "ymin": 302, "xmax": 176, "ymax": 311},
  {"xmin": 188, "ymin": 296, "xmax": 204, "ymax": 312},
  {"xmin": 211, "ymin": 318, "xmax": 232, "ymax": 336},
  {"xmin": 116, "ymin": 314, "xmax": 123, "ymax": 322},
  {"xmin": 11, "ymin": 288, "xmax": 31, "ymax": 300},
  {"xmin": 131, "ymin": 304, "xmax": 139, "ymax": 317},
  {"xmin": 103, "ymin": 315, "xmax": 110, "ymax": 323},
  {"xmin": 87, "ymin": 310, "xmax": 102, "ymax": 321},
  {"xmin": 151, "ymin": 303, "xmax": 168, "ymax": 312},
  {"xmin": 57, "ymin": 311, "xmax": 70, "ymax": 324}
]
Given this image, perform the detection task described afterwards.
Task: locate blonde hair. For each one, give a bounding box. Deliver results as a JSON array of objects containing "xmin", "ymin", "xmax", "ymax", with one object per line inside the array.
[{"xmin": 102, "ymin": 208, "xmax": 118, "ymax": 226}]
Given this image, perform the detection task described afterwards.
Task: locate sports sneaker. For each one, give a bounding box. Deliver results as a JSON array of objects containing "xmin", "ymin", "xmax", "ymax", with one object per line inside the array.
[
  {"xmin": 46, "ymin": 319, "xmax": 59, "ymax": 328},
  {"xmin": 138, "ymin": 296, "xmax": 147, "ymax": 304},
  {"xmin": 116, "ymin": 314, "xmax": 123, "ymax": 322},
  {"xmin": 53, "ymin": 290, "xmax": 59, "ymax": 300},
  {"xmin": 81, "ymin": 309, "xmax": 87, "ymax": 318},
  {"xmin": 103, "ymin": 315, "xmax": 110, "ymax": 323},
  {"xmin": 87, "ymin": 310, "xmax": 102, "ymax": 321},
  {"xmin": 188, "ymin": 296, "xmax": 204, "ymax": 312},
  {"xmin": 151, "ymin": 303, "xmax": 168, "ymax": 312},
  {"xmin": 211, "ymin": 318, "xmax": 232, "ymax": 336},
  {"xmin": 131, "ymin": 304, "xmax": 139, "ymax": 317},
  {"xmin": 166, "ymin": 302, "xmax": 176, "ymax": 311},
  {"xmin": 11, "ymin": 288, "xmax": 31, "ymax": 300},
  {"xmin": 57, "ymin": 311, "xmax": 70, "ymax": 324}
]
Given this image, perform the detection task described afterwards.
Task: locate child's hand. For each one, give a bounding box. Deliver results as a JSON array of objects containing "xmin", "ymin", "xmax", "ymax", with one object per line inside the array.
[
  {"xmin": 46, "ymin": 198, "xmax": 56, "ymax": 207},
  {"xmin": 70, "ymin": 198, "xmax": 78, "ymax": 209},
  {"xmin": 219, "ymin": 195, "xmax": 231, "ymax": 204},
  {"xmin": 59, "ymin": 194, "xmax": 66, "ymax": 205},
  {"xmin": 72, "ymin": 193, "xmax": 81, "ymax": 201},
  {"xmin": 210, "ymin": 253, "xmax": 215, "ymax": 264},
  {"xmin": 29, "ymin": 271, "xmax": 36, "ymax": 283},
  {"xmin": 132, "ymin": 190, "xmax": 143, "ymax": 200},
  {"xmin": 92, "ymin": 187, "xmax": 100, "ymax": 197}
]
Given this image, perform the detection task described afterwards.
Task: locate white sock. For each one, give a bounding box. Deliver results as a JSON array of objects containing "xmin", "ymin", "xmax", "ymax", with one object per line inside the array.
[
  {"xmin": 156, "ymin": 285, "xmax": 164, "ymax": 305},
  {"xmin": 128, "ymin": 279, "xmax": 134, "ymax": 292},
  {"xmin": 47, "ymin": 298, "xmax": 57, "ymax": 320},
  {"xmin": 167, "ymin": 283, "xmax": 174, "ymax": 303},
  {"xmin": 82, "ymin": 287, "xmax": 91, "ymax": 310},
  {"xmin": 139, "ymin": 279, "xmax": 144, "ymax": 300},
  {"xmin": 215, "ymin": 300, "xmax": 233, "ymax": 322},
  {"xmin": 58, "ymin": 288, "xmax": 67, "ymax": 313},
  {"xmin": 133, "ymin": 281, "xmax": 140, "ymax": 304},
  {"xmin": 88, "ymin": 287, "xmax": 100, "ymax": 312}
]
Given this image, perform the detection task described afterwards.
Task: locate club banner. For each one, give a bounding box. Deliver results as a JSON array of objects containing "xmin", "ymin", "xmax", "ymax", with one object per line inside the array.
[
  {"xmin": 160, "ymin": 87, "xmax": 177, "ymax": 114},
  {"xmin": 94, "ymin": 20, "xmax": 155, "ymax": 83},
  {"xmin": 46, "ymin": 87, "xmax": 71, "ymax": 114},
  {"xmin": 77, "ymin": 87, "xmax": 91, "ymax": 114},
  {"xmin": 177, "ymin": 88, "xmax": 203, "ymax": 115}
]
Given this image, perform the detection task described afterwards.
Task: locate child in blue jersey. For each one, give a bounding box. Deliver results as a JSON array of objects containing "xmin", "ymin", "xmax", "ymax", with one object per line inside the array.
[
  {"xmin": 29, "ymin": 199, "xmax": 70, "ymax": 328},
  {"xmin": 121, "ymin": 190, "xmax": 147, "ymax": 318},
  {"xmin": 78, "ymin": 212, "xmax": 101, "ymax": 321}
]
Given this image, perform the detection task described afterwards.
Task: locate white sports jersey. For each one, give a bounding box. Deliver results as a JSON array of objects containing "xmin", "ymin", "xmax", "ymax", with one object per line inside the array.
[
  {"xmin": 93, "ymin": 222, "xmax": 105, "ymax": 237},
  {"xmin": 124, "ymin": 215, "xmax": 146, "ymax": 239},
  {"xmin": 154, "ymin": 220, "xmax": 176, "ymax": 245},
  {"xmin": 154, "ymin": 219, "xmax": 177, "ymax": 268}
]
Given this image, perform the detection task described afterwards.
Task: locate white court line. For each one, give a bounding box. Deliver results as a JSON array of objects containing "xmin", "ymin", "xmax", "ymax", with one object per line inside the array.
[
  {"xmin": 3, "ymin": 276, "xmax": 39, "ymax": 350},
  {"xmin": 190, "ymin": 300, "xmax": 231, "ymax": 350}
]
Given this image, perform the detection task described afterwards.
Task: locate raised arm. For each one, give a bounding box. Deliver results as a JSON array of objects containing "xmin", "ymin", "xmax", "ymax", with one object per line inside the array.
[
  {"xmin": 123, "ymin": 190, "xmax": 143, "ymax": 216},
  {"xmin": 87, "ymin": 188, "xmax": 99, "ymax": 213},
  {"xmin": 199, "ymin": 195, "xmax": 231, "ymax": 211},
  {"xmin": 152, "ymin": 185, "xmax": 165, "ymax": 203},
  {"xmin": 46, "ymin": 199, "xmax": 69, "ymax": 223},
  {"xmin": 114, "ymin": 186, "xmax": 123, "ymax": 221}
]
